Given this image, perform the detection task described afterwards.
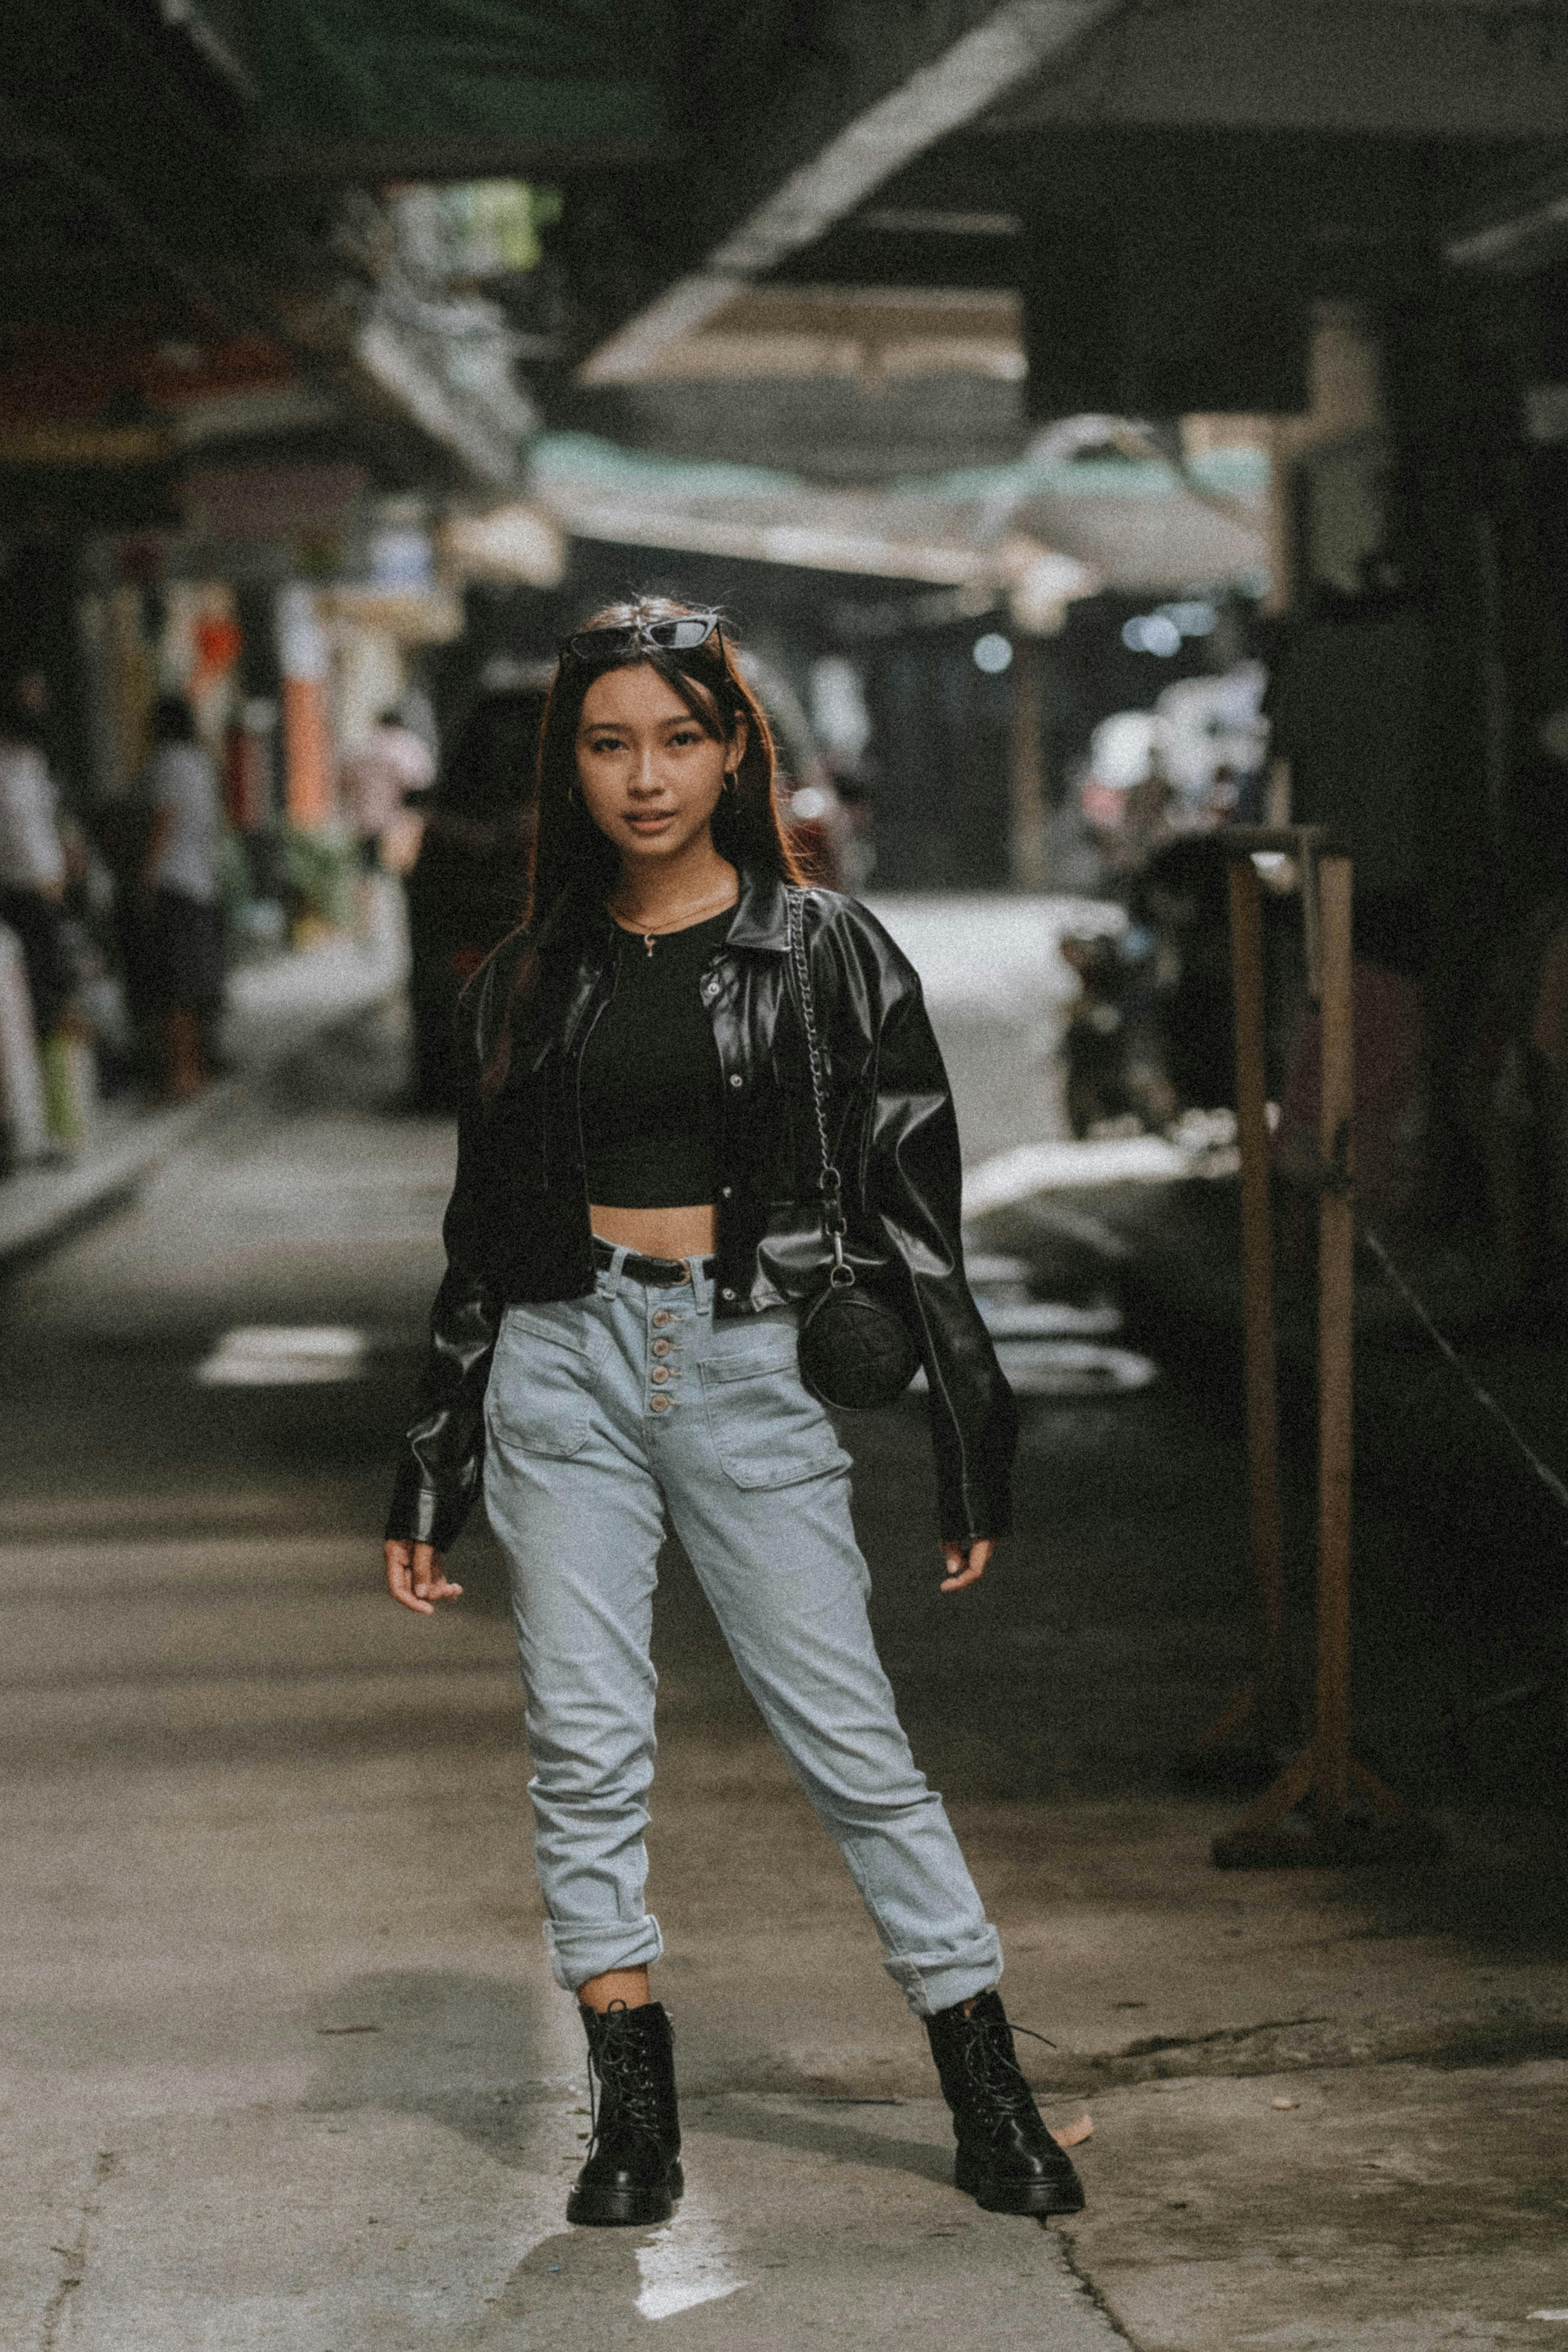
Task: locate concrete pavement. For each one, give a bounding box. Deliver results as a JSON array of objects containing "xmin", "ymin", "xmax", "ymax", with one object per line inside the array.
[
  {"xmin": 3, "ymin": 1002, "xmax": 1127, "ymax": 2352},
  {"xmin": 3, "ymin": 921, "xmax": 1566, "ymax": 2350}
]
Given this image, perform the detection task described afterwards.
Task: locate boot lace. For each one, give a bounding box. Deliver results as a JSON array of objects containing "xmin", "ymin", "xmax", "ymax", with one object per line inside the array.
[
  {"xmin": 959, "ymin": 2012, "xmax": 1056, "ymax": 2117},
  {"xmin": 586, "ymin": 2003, "xmax": 665, "ymax": 2153}
]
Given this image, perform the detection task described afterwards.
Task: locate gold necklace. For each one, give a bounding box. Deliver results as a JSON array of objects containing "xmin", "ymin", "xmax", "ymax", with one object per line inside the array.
[{"xmin": 608, "ymin": 883, "xmax": 736, "ymax": 958}]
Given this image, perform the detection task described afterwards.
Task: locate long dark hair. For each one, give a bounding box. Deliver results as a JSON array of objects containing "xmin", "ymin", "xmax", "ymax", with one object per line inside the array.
[
  {"xmin": 149, "ymin": 693, "xmax": 198, "ymax": 744},
  {"xmin": 481, "ymin": 596, "xmax": 802, "ymax": 1095}
]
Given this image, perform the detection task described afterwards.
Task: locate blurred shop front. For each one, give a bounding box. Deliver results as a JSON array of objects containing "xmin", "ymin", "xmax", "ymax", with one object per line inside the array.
[{"xmin": 0, "ymin": 466, "xmax": 467, "ymax": 1165}]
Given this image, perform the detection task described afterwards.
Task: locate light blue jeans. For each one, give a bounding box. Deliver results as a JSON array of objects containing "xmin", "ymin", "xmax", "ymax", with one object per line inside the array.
[{"xmin": 481, "ymin": 1244, "xmax": 1003, "ymax": 2017}]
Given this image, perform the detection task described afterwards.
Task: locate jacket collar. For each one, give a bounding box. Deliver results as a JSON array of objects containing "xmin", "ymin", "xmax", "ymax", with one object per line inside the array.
[{"xmin": 724, "ymin": 865, "xmax": 792, "ymax": 955}]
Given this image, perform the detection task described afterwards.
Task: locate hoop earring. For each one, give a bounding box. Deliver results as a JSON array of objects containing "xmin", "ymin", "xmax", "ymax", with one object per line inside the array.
[
  {"xmin": 567, "ymin": 780, "xmax": 576, "ymax": 804},
  {"xmin": 722, "ymin": 771, "xmax": 737, "ymax": 794}
]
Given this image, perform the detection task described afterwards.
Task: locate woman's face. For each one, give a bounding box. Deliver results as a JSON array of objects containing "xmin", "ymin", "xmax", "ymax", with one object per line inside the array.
[{"xmin": 575, "ymin": 663, "xmax": 743, "ymax": 872}]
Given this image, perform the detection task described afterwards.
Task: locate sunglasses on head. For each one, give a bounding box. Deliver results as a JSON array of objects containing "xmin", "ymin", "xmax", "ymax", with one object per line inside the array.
[{"xmin": 562, "ymin": 612, "xmax": 723, "ymax": 662}]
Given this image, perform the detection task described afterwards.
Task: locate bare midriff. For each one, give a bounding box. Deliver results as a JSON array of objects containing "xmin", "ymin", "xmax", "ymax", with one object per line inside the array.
[{"xmin": 589, "ymin": 1202, "xmax": 718, "ymax": 1259}]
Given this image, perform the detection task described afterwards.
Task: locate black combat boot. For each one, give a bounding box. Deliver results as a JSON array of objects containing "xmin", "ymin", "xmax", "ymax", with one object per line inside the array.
[
  {"xmin": 566, "ymin": 2000, "xmax": 684, "ymax": 2227},
  {"xmin": 925, "ymin": 1989, "xmax": 1085, "ymax": 2216}
]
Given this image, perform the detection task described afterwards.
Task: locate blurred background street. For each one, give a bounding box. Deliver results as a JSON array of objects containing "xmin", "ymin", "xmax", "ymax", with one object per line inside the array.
[{"xmin": 6, "ymin": 3, "xmax": 1568, "ymax": 2346}]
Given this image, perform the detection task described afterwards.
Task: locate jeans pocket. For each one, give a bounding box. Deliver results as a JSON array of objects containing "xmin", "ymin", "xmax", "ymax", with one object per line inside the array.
[
  {"xmin": 487, "ymin": 1304, "xmax": 600, "ymax": 1458},
  {"xmin": 699, "ymin": 1335, "xmax": 850, "ymax": 1489}
]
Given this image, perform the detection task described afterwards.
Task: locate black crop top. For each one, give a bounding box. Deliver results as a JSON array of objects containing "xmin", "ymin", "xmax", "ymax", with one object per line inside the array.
[{"xmin": 578, "ymin": 907, "xmax": 732, "ymax": 1206}]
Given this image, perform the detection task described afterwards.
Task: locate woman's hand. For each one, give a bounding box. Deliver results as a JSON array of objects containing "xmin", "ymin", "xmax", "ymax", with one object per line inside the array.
[
  {"xmin": 939, "ymin": 1537, "xmax": 994, "ymax": 1593},
  {"xmin": 385, "ymin": 1538, "xmax": 464, "ymax": 1615}
]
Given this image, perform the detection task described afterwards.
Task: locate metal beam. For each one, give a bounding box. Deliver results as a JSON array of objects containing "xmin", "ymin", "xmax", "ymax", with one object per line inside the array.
[
  {"xmin": 579, "ymin": 0, "xmax": 1122, "ymax": 385},
  {"xmin": 1447, "ymin": 169, "xmax": 1568, "ymax": 276},
  {"xmin": 155, "ymin": 0, "xmax": 258, "ymax": 101},
  {"xmin": 993, "ymin": 0, "xmax": 1568, "ymax": 136}
]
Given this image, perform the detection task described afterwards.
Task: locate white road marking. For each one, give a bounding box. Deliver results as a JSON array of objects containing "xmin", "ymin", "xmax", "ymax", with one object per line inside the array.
[
  {"xmin": 194, "ymin": 1326, "xmax": 368, "ymax": 1385},
  {"xmin": 635, "ymin": 2218, "xmax": 746, "ymax": 2321},
  {"xmin": 911, "ymin": 1338, "xmax": 1155, "ymax": 1397}
]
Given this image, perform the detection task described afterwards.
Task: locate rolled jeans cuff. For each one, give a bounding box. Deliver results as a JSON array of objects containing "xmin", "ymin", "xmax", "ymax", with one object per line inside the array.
[
  {"xmin": 543, "ymin": 1912, "xmax": 665, "ymax": 1996},
  {"xmin": 882, "ymin": 1927, "xmax": 1003, "ymax": 2019}
]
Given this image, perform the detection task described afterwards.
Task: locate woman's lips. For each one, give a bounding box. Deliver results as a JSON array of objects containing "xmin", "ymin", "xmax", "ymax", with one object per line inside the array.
[{"xmin": 625, "ymin": 810, "xmax": 676, "ymax": 833}]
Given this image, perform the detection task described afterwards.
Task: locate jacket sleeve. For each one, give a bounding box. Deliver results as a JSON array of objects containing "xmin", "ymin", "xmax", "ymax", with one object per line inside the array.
[
  {"xmin": 859, "ymin": 944, "xmax": 1017, "ymax": 1542},
  {"xmin": 383, "ymin": 1078, "xmax": 502, "ymax": 1550}
]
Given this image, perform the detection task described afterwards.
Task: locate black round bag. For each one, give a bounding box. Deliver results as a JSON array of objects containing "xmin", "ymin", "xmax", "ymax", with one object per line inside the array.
[
  {"xmin": 797, "ymin": 1269, "xmax": 922, "ymax": 1412},
  {"xmin": 787, "ymin": 888, "xmax": 922, "ymax": 1413}
]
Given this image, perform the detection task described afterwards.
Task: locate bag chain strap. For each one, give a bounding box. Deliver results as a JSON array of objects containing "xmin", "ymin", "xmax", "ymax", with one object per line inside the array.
[{"xmin": 787, "ymin": 888, "xmax": 855, "ymax": 1291}]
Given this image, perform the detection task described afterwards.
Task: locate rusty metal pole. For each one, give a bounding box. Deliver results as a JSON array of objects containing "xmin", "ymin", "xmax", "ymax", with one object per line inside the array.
[
  {"xmin": 1227, "ymin": 854, "xmax": 1286, "ymax": 1750},
  {"xmin": 1211, "ymin": 841, "xmax": 1433, "ymax": 1864},
  {"xmin": 1315, "ymin": 853, "xmax": 1355, "ymax": 1827},
  {"xmin": 1009, "ymin": 639, "xmax": 1047, "ymax": 889}
]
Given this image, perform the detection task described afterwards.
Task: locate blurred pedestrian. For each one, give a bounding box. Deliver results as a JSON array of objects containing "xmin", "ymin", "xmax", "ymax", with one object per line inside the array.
[
  {"xmin": 403, "ymin": 670, "xmax": 545, "ymax": 1108},
  {"xmin": 136, "ymin": 694, "xmax": 225, "ymax": 1102},
  {"xmin": 383, "ymin": 597, "xmax": 1082, "ymax": 2234},
  {"xmin": 0, "ymin": 672, "xmax": 72, "ymax": 1045},
  {"xmin": 1112, "ymin": 757, "xmax": 1179, "ymax": 875},
  {"xmin": 339, "ymin": 705, "xmax": 434, "ymax": 873}
]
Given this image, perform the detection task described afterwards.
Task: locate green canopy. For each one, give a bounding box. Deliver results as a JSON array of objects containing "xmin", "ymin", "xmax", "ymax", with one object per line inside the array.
[{"xmin": 204, "ymin": 0, "xmax": 675, "ymax": 170}]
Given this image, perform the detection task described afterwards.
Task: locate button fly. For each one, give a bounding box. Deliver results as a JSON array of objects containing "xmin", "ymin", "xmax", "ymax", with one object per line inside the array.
[
  {"xmin": 651, "ymin": 1366, "xmax": 670, "ymax": 1385},
  {"xmin": 649, "ymin": 1394, "xmax": 671, "ymax": 1413},
  {"xmin": 652, "ymin": 1308, "xmax": 673, "ymax": 1327},
  {"xmin": 652, "ymin": 1337, "xmax": 671, "ymax": 1356}
]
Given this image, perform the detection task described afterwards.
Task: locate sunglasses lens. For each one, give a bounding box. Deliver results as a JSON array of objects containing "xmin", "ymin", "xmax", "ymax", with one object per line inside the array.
[
  {"xmin": 564, "ymin": 614, "xmax": 720, "ymax": 660},
  {"xmin": 649, "ymin": 617, "xmax": 719, "ymax": 650}
]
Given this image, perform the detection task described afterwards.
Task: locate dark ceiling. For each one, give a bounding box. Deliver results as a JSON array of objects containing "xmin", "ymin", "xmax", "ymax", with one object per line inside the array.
[{"xmin": 6, "ymin": 0, "xmax": 1568, "ymax": 520}]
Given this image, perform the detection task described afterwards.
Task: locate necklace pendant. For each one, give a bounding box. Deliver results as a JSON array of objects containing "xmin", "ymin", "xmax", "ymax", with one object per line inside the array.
[{"xmin": 643, "ymin": 931, "xmax": 656, "ymax": 956}]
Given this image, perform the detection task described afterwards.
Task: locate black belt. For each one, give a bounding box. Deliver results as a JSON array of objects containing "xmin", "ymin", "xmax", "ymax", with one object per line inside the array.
[{"xmin": 593, "ymin": 1234, "xmax": 715, "ymax": 1287}]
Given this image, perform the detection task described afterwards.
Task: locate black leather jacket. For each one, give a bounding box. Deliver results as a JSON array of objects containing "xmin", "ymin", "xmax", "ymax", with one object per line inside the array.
[{"xmin": 385, "ymin": 868, "xmax": 1016, "ymax": 1549}]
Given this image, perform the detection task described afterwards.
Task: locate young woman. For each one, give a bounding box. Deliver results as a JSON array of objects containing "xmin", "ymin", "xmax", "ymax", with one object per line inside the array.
[{"xmin": 384, "ymin": 599, "xmax": 1084, "ymax": 2229}]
